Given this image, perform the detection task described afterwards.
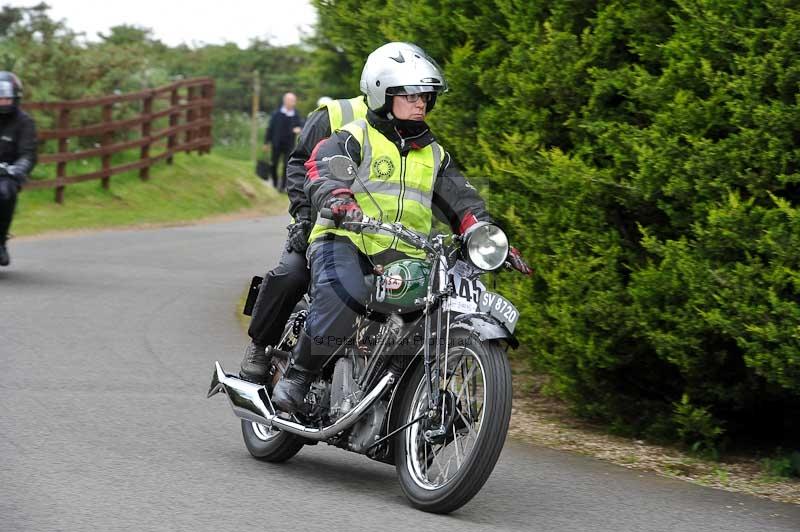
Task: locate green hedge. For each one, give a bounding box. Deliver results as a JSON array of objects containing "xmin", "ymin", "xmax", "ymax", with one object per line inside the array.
[{"xmin": 312, "ymin": 0, "xmax": 800, "ymax": 446}]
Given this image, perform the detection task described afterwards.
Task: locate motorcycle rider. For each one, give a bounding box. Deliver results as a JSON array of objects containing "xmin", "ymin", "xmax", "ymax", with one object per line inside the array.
[
  {"xmin": 238, "ymin": 91, "xmax": 369, "ymax": 382},
  {"xmin": 0, "ymin": 71, "xmax": 37, "ymax": 266},
  {"xmin": 241, "ymin": 43, "xmax": 439, "ymax": 384},
  {"xmin": 270, "ymin": 42, "xmax": 532, "ymax": 413}
]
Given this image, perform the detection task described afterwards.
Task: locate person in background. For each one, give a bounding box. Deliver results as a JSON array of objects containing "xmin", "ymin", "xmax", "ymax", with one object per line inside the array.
[
  {"xmin": 0, "ymin": 71, "xmax": 36, "ymax": 267},
  {"xmin": 264, "ymin": 92, "xmax": 303, "ymax": 192}
]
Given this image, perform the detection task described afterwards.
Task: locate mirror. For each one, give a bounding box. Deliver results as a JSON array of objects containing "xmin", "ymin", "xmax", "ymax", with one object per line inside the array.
[{"xmin": 326, "ymin": 155, "xmax": 357, "ymax": 180}]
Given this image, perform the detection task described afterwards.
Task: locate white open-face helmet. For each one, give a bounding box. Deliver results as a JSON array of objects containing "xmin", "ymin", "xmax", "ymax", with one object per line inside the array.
[{"xmin": 359, "ymin": 42, "xmax": 448, "ymax": 114}]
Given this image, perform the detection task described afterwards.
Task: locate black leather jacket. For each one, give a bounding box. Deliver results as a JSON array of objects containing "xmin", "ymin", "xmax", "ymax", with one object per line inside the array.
[
  {"xmin": 0, "ymin": 108, "xmax": 37, "ymax": 186},
  {"xmin": 285, "ymin": 108, "xmax": 332, "ymax": 222}
]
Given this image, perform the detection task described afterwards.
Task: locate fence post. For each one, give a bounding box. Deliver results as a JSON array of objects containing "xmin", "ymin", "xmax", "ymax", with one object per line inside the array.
[
  {"xmin": 250, "ymin": 71, "xmax": 260, "ymax": 162},
  {"xmin": 200, "ymin": 81, "xmax": 213, "ymax": 154},
  {"xmin": 167, "ymin": 87, "xmax": 180, "ymax": 164},
  {"xmin": 55, "ymin": 108, "xmax": 70, "ymax": 204},
  {"xmin": 139, "ymin": 92, "xmax": 153, "ymax": 180},
  {"xmin": 167, "ymin": 87, "xmax": 179, "ymax": 164},
  {"xmin": 185, "ymin": 85, "xmax": 197, "ymax": 149},
  {"xmin": 207, "ymin": 81, "xmax": 215, "ymax": 153},
  {"xmin": 101, "ymin": 104, "xmax": 113, "ymax": 189}
]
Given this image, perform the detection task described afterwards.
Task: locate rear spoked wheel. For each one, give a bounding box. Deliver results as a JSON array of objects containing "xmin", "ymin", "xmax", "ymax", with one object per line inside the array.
[
  {"xmin": 241, "ymin": 299, "xmax": 308, "ymax": 462},
  {"xmin": 241, "ymin": 420, "xmax": 305, "ymax": 462}
]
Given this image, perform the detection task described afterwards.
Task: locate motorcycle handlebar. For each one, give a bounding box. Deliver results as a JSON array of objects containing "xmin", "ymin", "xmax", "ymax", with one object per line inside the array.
[
  {"xmin": 317, "ymin": 209, "xmax": 432, "ymax": 252},
  {"xmin": 318, "ymin": 208, "xmax": 521, "ymax": 275}
]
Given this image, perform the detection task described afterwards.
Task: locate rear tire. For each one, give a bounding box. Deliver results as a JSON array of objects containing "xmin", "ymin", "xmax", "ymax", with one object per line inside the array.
[
  {"xmin": 241, "ymin": 297, "xmax": 309, "ymax": 462},
  {"xmin": 393, "ymin": 330, "xmax": 512, "ymax": 513},
  {"xmin": 241, "ymin": 420, "xmax": 305, "ymax": 462}
]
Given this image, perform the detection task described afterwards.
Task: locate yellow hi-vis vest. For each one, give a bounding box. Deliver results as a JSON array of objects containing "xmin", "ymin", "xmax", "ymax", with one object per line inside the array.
[
  {"xmin": 292, "ymin": 97, "xmax": 367, "ymax": 223},
  {"xmin": 322, "ymin": 96, "xmax": 369, "ymax": 130},
  {"xmin": 309, "ymin": 118, "xmax": 443, "ymax": 259}
]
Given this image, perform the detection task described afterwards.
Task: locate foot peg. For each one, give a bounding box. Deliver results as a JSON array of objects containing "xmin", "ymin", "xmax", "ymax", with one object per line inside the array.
[{"xmin": 265, "ymin": 346, "xmax": 291, "ymax": 360}]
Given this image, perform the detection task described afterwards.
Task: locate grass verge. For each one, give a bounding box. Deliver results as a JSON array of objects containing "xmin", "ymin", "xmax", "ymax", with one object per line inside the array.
[
  {"xmin": 237, "ymin": 288, "xmax": 251, "ymax": 332},
  {"xmin": 13, "ymin": 151, "xmax": 286, "ymax": 237}
]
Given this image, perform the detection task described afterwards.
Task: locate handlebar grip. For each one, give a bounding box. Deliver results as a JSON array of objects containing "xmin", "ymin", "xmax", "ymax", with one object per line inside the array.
[{"xmin": 320, "ymin": 208, "xmax": 333, "ymax": 220}]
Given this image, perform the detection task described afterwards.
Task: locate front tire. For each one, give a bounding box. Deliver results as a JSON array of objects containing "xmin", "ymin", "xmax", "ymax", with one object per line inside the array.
[{"xmin": 393, "ymin": 330, "xmax": 512, "ymax": 513}]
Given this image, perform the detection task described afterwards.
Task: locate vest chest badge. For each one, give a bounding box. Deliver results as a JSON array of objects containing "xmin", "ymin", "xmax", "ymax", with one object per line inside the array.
[{"xmin": 372, "ymin": 155, "xmax": 395, "ymax": 179}]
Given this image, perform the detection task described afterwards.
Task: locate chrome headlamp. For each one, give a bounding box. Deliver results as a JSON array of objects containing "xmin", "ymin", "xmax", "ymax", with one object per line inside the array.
[{"xmin": 461, "ymin": 222, "xmax": 509, "ymax": 272}]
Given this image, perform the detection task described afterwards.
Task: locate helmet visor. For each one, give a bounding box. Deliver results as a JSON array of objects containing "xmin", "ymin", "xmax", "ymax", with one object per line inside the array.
[
  {"xmin": 386, "ymin": 84, "xmax": 446, "ymax": 96},
  {"xmin": 0, "ymin": 81, "xmax": 14, "ymax": 99}
]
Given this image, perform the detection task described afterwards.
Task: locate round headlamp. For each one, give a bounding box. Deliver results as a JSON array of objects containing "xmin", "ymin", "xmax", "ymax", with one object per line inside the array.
[{"xmin": 462, "ymin": 222, "xmax": 509, "ymax": 272}]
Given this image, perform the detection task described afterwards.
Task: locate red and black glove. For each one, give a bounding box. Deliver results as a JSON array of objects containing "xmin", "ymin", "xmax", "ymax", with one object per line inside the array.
[
  {"xmin": 507, "ymin": 247, "xmax": 533, "ymax": 276},
  {"xmin": 324, "ymin": 190, "xmax": 363, "ymax": 228}
]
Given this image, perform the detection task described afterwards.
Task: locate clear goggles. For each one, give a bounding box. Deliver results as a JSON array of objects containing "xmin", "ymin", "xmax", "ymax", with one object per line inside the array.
[
  {"xmin": 0, "ymin": 81, "xmax": 14, "ymax": 99},
  {"xmin": 386, "ymin": 84, "xmax": 446, "ymax": 96}
]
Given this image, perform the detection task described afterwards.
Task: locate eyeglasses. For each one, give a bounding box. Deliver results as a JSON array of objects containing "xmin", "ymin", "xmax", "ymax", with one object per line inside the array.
[{"xmin": 399, "ymin": 93, "xmax": 433, "ymax": 103}]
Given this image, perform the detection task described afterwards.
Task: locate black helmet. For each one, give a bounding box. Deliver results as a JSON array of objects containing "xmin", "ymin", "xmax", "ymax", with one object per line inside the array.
[{"xmin": 0, "ymin": 72, "xmax": 23, "ymax": 114}]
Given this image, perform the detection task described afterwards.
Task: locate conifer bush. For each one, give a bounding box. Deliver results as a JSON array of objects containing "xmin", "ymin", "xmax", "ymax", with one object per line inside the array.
[{"xmin": 312, "ymin": 0, "xmax": 800, "ymax": 443}]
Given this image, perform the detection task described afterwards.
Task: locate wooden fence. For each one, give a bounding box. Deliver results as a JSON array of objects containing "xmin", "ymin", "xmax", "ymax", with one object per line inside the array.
[{"xmin": 22, "ymin": 77, "xmax": 215, "ymax": 203}]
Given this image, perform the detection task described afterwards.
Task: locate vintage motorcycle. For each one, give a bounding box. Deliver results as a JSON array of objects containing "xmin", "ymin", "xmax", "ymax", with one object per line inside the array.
[{"xmin": 209, "ymin": 161, "xmax": 522, "ymax": 514}]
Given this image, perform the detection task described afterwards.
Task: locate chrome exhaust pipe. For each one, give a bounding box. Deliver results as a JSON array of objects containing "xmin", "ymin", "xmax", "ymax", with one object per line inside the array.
[{"xmin": 208, "ymin": 361, "xmax": 395, "ymax": 441}]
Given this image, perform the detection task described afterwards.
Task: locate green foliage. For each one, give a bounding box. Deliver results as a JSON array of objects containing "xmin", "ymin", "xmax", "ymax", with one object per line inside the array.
[
  {"xmin": 0, "ymin": 4, "xmax": 318, "ymax": 120},
  {"xmin": 761, "ymin": 450, "xmax": 800, "ymax": 479},
  {"xmin": 213, "ymin": 111, "xmax": 265, "ymax": 161},
  {"xmin": 311, "ymin": 0, "xmax": 800, "ymax": 444},
  {"xmin": 673, "ymin": 394, "xmax": 725, "ymax": 457}
]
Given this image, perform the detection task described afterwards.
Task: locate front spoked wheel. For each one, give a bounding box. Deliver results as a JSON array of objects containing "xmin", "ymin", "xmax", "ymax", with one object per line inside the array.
[{"xmin": 394, "ymin": 330, "xmax": 512, "ymax": 513}]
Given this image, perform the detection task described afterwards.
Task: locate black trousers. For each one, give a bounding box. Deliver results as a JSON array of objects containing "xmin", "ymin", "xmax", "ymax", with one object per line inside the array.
[
  {"xmin": 0, "ymin": 178, "xmax": 18, "ymax": 244},
  {"xmin": 270, "ymin": 144, "xmax": 293, "ymax": 191},
  {"xmin": 247, "ymin": 245, "xmax": 310, "ymax": 347}
]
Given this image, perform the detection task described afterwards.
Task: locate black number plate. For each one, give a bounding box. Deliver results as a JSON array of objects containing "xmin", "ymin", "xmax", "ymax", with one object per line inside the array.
[{"xmin": 477, "ymin": 292, "xmax": 519, "ymax": 334}]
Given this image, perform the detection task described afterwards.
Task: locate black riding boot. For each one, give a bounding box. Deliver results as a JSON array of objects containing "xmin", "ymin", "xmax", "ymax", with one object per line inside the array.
[
  {"xmin": 239, "ymin": 341, "xmax": 269, "ymax": 383},
  {"xmin": 0, "ymin": 239, "xmax": 8, "ymax": 267},
  {"xmin": 271, "ymin": 331, "xmax": 324, "ymax": 413}
]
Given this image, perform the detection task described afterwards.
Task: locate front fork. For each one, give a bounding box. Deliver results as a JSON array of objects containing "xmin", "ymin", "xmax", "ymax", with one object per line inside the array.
[{"xmin": 422, "ymin": 255, "xmax": 452, "ymax": 440}]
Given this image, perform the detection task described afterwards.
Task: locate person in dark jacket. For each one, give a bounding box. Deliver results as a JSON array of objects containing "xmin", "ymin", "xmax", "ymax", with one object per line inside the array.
[
  {"xmin": 264, "ymin": 92, "xmax": 303, "ymax": 191},
  {"xmin": 239, "ymin": 95, "xmax": 368, "ymax": 383},
  {"xmin": 0, "ymin": 71, "xmax": 37, "ymax": 267},
  {"xmin": 269, "ymin": 43, "xmax": 532, "ymax": 414}
]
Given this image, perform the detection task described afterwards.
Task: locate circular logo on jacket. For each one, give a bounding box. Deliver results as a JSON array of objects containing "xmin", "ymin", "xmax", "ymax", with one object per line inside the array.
[{"xmin": 372, "ymin": 156, "xmax": 395, "ymax": 179}]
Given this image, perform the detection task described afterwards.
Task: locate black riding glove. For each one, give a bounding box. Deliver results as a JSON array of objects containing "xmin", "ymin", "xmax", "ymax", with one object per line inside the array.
[
  {"xmin": 286, "ymin": 220, "xmax": 313, "ymax": 253},
  {"xmin": 0, "ymin": 177, "xmax": 18, "ymax": 199}
]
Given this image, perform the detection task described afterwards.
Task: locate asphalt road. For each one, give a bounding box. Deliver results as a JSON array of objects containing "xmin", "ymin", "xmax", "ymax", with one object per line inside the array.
[{"xmin": 1, "ymin": 216, "xmax": 798, "ymax": 532}]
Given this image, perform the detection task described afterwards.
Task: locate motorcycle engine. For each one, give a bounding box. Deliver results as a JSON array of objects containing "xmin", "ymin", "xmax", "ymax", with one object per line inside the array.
[
  {"xmin": 329, "ymin": 356, "xmax": 365, "ymax": 421},
  {"xmin": 347, "ymin": 399, "xmax": 388, "ymax": 453}
]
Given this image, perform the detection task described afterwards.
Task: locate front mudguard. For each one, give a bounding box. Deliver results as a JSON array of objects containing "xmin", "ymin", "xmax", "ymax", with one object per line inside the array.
[{"xmin": 449, "ymin": 312, "xmax": 519, "ymax": 349}]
